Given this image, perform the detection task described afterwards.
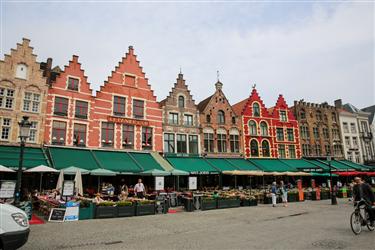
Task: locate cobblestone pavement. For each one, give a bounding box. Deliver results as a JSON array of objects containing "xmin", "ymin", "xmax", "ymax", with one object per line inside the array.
[{"xmin": 22, "ymin": 199, "xmax": 375, "ymax": 250}]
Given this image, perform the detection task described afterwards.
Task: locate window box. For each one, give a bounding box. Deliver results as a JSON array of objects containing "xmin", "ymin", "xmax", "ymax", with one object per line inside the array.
[
  {"xmin": 201, "ymin": 198, "xmax": 217, "ymax": 210},
  {"xmin": 117, "ymin": 202, "xmax": 136, "ymax": 217},
  {"xmin": 217, "ymin": 198, "xmax": 240, "ymax": 209},
  {"xmin": 79, "ymin": 202, "xmax": 95, "ymax": 220},
  {"xmin": 95, "ymin": 203, "xmax": 117, "ymax": 219},
  {"xmin": 135, "ymin": 201, "xmax": 155, "ymax": 216}
]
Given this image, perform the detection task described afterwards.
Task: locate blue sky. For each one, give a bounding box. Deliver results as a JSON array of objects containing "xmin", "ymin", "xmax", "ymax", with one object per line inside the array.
[{"xmin": 1, "ymin": 1, "xmax": 374, "ymax": 108}]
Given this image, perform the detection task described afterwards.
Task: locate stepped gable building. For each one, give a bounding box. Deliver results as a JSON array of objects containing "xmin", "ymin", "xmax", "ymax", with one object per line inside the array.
[
  {"xmin": 0, "ymin": 38, "xmax": 49, "ymax": 146},
  {"xmin": 92, "ymin": 46, "xmax": 163, "ymax": 151},
  {"xmin": 232, "ymin": 87, "xmax": 301, "ymax": 159},
  {"xmin": 44, "ymin": 55, "xmax": 95, "ymax": 147},
  {"xmin": 292, "ymin": 100, "xmax": 343, "ymax": 159},
  {"xmin": 197, "ymin": 80, "xmax": 242, "ymax": 157},
  {"xmin": 361, "ymin": 104, "xmax": 375, "ymax": 165},
  {"xmin": 160, "ymin": 73, "xmax": 200, "ymax": 155},
  {"xmin": 233, "ymin": 87, "xmax": 274, "ymax": 158}
]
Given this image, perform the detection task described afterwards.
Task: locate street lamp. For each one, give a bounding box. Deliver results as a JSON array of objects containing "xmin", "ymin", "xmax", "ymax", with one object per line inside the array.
[
  {"xmin": 327, "ymin": 155, "xmax": 337, "ymax": 205},
  {"xmin": 15, "ymin": 116, "xmax": 31, "ymax": 205}
]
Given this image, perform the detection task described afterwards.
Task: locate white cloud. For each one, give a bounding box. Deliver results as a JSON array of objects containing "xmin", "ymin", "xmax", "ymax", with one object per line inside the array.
[{"xmin": 2, "ymin": 2, "xmax": 374, "ymax": 108}]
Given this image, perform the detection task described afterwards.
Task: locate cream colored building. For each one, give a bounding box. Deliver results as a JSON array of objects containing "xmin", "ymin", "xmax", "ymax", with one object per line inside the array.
[{"xmin": 0, "ymin": 38, "xmax": 48, "ymax": 146}]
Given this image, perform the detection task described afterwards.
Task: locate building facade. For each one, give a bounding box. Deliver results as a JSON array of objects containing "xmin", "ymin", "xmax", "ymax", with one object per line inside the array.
[
  {"xmin": 335, "ymin": 100, "xmax": 375, "ymax": 164},
  {"xmin": 233, "ymin": 88, "xmax": 301, "ymax": 159},
  {"xmin": 292, "ymin": 100, "xmax": 343, "ymax": 159},
  {"xmin": 197, "ymin": 81, "xmax": 242, "ymax": 157},
  {"xmin": 44, "ymin": 55, "xmax": 95, "ymax": 147},
  {"xmin": 361, "ymin": 105, "xmax": 375, "ymax": 165},
  {"xmin": 0, "ymin": 38, "xmax": 48, "ymax": 146},
  {"xmin": 160, "ymin": 73, "xmax": 200, "ymax": 155},
  {"xmin": 92, "ymin": 46, "xmax": 163, "ymax": 151}
]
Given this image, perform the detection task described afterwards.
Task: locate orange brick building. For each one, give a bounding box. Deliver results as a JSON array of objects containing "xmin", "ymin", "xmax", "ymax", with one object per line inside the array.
[
  {"xmin": 233, "ymin": 87, "xmax": 301, "ymax": 159},
  {"xmin": 44, "ymin": 47, "xmax": 163, "ymax": 151}
]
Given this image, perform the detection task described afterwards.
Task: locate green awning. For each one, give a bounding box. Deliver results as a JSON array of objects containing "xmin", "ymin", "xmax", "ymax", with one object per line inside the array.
[
  {"xmin": 92, "ymin": 150, "xmax": 142, "ymax": 174},
  {"xmin": 90, "ymin": 168, "xmax": 117, "ymax": 176},
  {"xmin": 305, "ymin": 160, "xmax": 330, "ymax": 171},
  {"xmin": 339, "ymin": 160, "xmax": 370, "ymax": 171},
  {"xmin": 129, "ymin": 152, "xmax": 164, "ymax": 171},
  {"xmin": 205, "ymin": 158, "xmax": 238, "ymax": 171},
  {"xmin": 279, "ymin": 159, "xmax": 321, "ymax": 171},
  {"xmin": 166, "ymin": 157, "xmax": 219, "ymax": 174},
  {"xmin": 48, "ymin": 147, "xmax": 99, "ymax": 170},
  {"xmin": 0, "ymin": 145, "xmax": 49, "ymax": 169},
  {"xmin": 224, "ymin": 158, "xmax": 260, "ymax": 171},
  {"xmin": 140, "ymin": 169, "xmax": 171, "ymax": 176},
  {"xmin": 317, "ymin": 160, "xmax": 355, "ymax": 171},
  {"xmin": 248, "ymin": 159, "xmax": 297, "ymax": 172}
]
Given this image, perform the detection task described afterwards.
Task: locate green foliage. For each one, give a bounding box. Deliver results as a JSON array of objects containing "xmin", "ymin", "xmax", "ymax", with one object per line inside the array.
[
  {"xmin": 116, "ymin": 201, "xmax": 133, "ymax": 207},
  {"xmin": 97, "ymin": 201, "xmax": 116, "ymax": 207}
]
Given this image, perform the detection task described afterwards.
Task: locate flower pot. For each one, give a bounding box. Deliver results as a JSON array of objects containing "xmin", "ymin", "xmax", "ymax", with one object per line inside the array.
[
  {"xmin": 217, "ymin": 198, "xmax": 240, "ymax": 209},
  {"xmin": 201, "ymin": 199, "xmax": 217, "ymax": 210},
  {"xmin": 79, "ymin": 203, "xmax": 95, "ymax": 220},
  {"xmin": 136, "ymin": 203, "xmax": 155, "ymax": 216},
  {"xmin": 183, "ymin": 198, "xmax": 194, "ymax": 212},
  {"xmin": 117, "ymin": 205, "xmax": 135, "ymax": 217},
  {"xmin": 311, "ymin": 191, "xmax": 317, "ymax": 201},
  {"xmin": 95, "ymin": 206, "xmax": 116, "ymax": 219}
]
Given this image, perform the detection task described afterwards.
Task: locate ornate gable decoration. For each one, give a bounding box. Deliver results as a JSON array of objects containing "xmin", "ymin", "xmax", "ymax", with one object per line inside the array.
[{"xmin": 242, "ymin": 88, "xmax": 271, "ymax": 117}]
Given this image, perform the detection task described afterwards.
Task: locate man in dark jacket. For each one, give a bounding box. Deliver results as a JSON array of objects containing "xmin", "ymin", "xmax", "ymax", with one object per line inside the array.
[{"xmin": 352, "ymin": 177, "xmax": 375, "ymax": 226}]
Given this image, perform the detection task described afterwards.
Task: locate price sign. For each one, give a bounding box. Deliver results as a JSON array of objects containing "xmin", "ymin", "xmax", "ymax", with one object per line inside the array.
[
  {"xmin": 48, "ymin": 208, "xmax": 66, "ymax": 222},
  {"xmin": 62, "ymin": 180, "xmax": 75, "ymax": 197},
  {"xmin": 0, "ymin": 180, "xmax": 16, "ymax": 198}
]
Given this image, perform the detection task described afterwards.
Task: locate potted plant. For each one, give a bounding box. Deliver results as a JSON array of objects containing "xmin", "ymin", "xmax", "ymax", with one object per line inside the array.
[
  {"xmin": 95, "ymin": 201, "xmax": 116, "ymax": 219},
  {"xmin": 136, "ymin": 200, "xmax": 155, "ymax": 216},
  {"xmin": 117, "ymin": 201, "xmax": 135, "ymax": 217},
  {"xmin": 201, "ymin": 197, "xmax": 217, "ymax": 210},
  {"xmin": 79, "ymin": 199, "xmax": 95, "ymax": 220}
]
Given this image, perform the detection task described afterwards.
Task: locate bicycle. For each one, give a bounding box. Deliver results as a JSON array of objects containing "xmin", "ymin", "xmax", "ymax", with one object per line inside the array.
[{"xmin": 350, "ymin": 199, "xmax": 375, "ymax": 235}]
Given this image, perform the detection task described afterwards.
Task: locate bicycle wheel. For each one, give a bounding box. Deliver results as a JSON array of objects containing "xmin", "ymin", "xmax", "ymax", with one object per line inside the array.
[
  {"xmin": 365, "ymin": 211, "xmax": 375, "ymax": 231},
  {"xmin": 350, "ymin": 211, "xmax": 362, "ymax": 235}
]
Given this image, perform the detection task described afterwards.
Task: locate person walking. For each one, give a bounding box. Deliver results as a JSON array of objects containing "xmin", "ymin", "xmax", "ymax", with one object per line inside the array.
[
  {"xmin": 271, "ymin": 182, "xmax": 277, "ymax": 207},
  {"xmin": 280, "ymin": 180, "xmax": 288, "ymax": 207}
]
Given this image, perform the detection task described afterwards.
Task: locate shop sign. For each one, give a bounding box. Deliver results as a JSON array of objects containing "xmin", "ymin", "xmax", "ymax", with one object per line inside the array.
[
  {"xmin": 189, "ymin": 177, "xmax": 197, "ymax": 190},
  {"xmin": 108, "ymin": 116, "xmax": 149, "ymax": 126},
  {"xmin": 155, "ymin": 176, "xmax": 164, "ymax": 191},
  {"xmin": 48, "ymin": 208, "xmax": 66, "ymax": 222},
  {"xmin": 64, "ymin": 201, "xmax": 79, "ymax": 221},
  {"xmin": 190, "ymin": 171, "xmax": 218, "ymax": 175},
  {"xmin": 0, "ymin": 180, "xmax": 16, "ymax": 198}
]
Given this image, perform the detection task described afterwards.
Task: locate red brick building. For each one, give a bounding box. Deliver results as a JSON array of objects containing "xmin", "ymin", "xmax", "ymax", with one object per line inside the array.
[
  {"xmin": 233, "ymin": 87, "xmax": 301, "ymax": 159},
  {"xmin": 45, "ymin": 47, "xmax": 163, "ymax": 152},
  {"xmin": 44, "ymin": 55, "xmax": 95, "ymax": 147},
  {"xmin": 92, "ymin": 46, "xmax": 162, "ymax": 151}
]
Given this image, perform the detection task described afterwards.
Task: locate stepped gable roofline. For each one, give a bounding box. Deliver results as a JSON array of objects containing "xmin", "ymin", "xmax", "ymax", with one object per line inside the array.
[
  {"xmin": 361, "ymin": 105, "xmax": 375, "ymax": 124},
  {"xmin": 271, "ymin": 94, "xmax": 296, "ymax": 120},
  {"xmin": 293, "ymin": 99, "xmax": 337, "ymax": 110},
  {"xmin": 160, "ymin": 72, "xmax": 197, "ymax": 108},
  {"xmin": 233, "ymin": 86, "xmax": 271, "ymax": 117},
  {"xmin": 51, "ymin": 55, "xmax": 94, "ymax": 94},
  {"xmin": 97, "ymin": 46, "xmax": 158, "ymax": 100},
  {"xmin": 1, "ymin": 38, "xmax": 41, "ymax": 69}
]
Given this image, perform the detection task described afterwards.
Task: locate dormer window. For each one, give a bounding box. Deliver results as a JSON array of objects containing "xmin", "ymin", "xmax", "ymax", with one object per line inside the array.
[
  {"xmin": 67, "ymin": 77, "xmax": 79, "ymax": 91},
  {"xmin": 16, "ymin": 64, "xmax": 27, "ymax": 79},
  {"xmin": 253, "ymin": 103, "xmax": 260, "ymax": 117}
]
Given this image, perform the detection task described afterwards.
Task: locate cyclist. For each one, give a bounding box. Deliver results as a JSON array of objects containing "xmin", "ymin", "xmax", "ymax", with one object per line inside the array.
[{"xmin": 352, "ymin": 177, "xmax": 375, "ymax": 227}]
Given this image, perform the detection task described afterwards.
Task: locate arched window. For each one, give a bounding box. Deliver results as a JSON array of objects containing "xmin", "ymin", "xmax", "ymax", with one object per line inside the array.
[
  {"xmin": 260, "ymin": 121, "xmax": 268, "ymax": 136},
  {"xmin": 250, "ymin": 140, "xmax": 259, "ymax": 157},
  {"xmin": 217, "ymin": 110, "xmax": 225, "ymax": 124},
  {"xmin": 16, "ymin": 64, "xmax": 28, "ymax": 79},
  {"xmin": 178, "ymin": 96, "xmax": 185, "ymax": 108},
  {"xmin": 253, "ymin": 103, "xmax": 260, "ymax": 117},
  {"xmin": 249, "ymin": 120, "xmax": 257, "ymax": 135},
  {"xmin": 262, "ymin": 140, "xmax": 270, "ymax": 157},
  {"xmin": 300, "ymin": 109, "xmax": 306, "ymax": 119}
]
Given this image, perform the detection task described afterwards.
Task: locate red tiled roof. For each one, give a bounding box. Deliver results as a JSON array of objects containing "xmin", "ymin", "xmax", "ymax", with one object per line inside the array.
[{"xmin": 232, "ymin": 98, "xmax": 248, "ymax": 116}]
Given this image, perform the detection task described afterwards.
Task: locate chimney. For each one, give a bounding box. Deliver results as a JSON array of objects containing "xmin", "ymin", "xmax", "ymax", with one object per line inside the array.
[{"xmin": 334, "ymin": 99, "xmax": 342, "ymax": 109}]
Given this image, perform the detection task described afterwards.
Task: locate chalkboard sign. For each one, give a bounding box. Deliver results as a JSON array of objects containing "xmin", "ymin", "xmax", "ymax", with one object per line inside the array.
[
  {"xmin": 48, "ymin": 208, "xmax": 66, "ymax": 222},
  {"xmin": 0, "ymin": 180, "xmax": 16, "ymax": 198}
]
